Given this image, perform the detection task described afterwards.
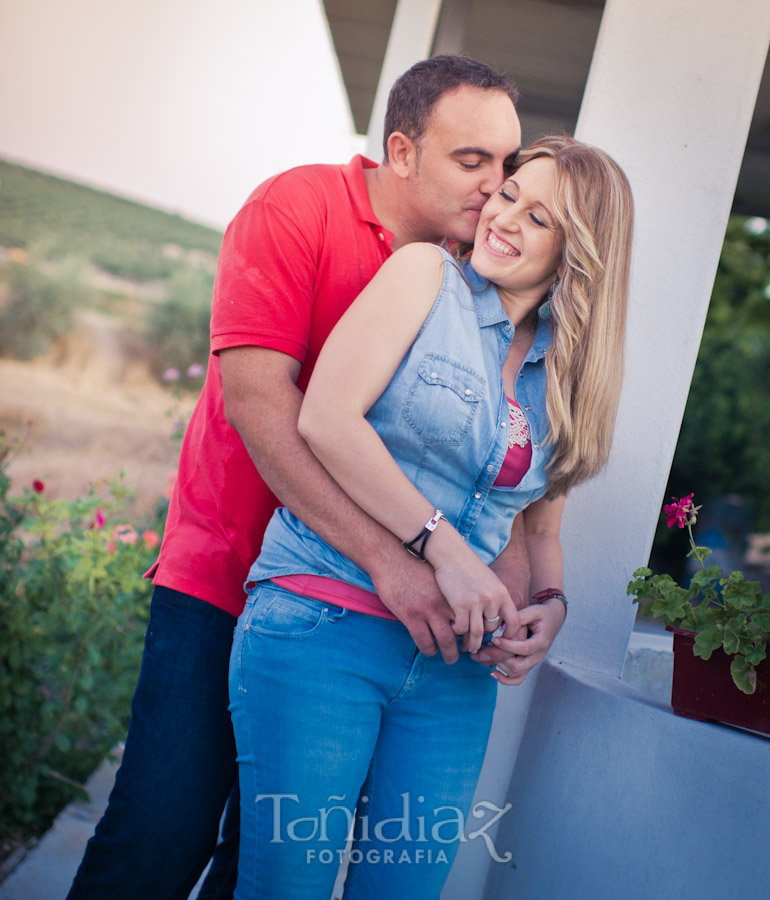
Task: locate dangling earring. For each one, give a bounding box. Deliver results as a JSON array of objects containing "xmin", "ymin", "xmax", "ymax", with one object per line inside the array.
[{"xmin": 538, "ymin": 280, "xmax": 558, "ymax": 320}]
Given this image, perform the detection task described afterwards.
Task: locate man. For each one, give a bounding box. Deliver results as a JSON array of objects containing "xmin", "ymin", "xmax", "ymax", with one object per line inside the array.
[{"xmin": 68, "ymin": 55, "xmax": 527, "ymax": 900}]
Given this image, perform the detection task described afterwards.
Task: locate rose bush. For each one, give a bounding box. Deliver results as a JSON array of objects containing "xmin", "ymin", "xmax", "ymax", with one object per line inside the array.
[{"xmin": 0, "ymin": 438, "xmax": 166, "ymax": 843}]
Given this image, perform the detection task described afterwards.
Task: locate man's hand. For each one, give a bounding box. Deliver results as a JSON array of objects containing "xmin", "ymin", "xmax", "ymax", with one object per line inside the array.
[{"xmin": 371, "ymin": 555, "xmax": 460, "ymax": 663}]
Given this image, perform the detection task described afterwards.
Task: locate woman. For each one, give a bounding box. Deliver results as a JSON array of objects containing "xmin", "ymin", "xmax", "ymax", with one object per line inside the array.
[{"xmin": 229, "ymin": 136, "xmax": 633, "ymax": 899}]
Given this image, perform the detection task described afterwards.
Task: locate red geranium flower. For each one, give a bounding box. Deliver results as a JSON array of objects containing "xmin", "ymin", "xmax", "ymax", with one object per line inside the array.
[
  {"xmin": 663, "ymin": 493, "xmax": 695, "ymax": 529},
  {"xmin": 32, "ymin": 479, "xmax": 45, "ymax": 493}
]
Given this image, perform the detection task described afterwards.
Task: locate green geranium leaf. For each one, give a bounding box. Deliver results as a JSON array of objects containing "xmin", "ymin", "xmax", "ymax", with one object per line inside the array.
[
  {"xmin": 723, "ymin": 575, "xmax": 763, "ymax": 610},
  {"xmin": 693, "ymin": 624, "xmax": 723, "ymax": 659},
  {"xmin": 687, "ymin": 545, "xmax": 713, "ymax": 563},
  {"xmin": 722, "ymin": 616, "xmax": 747, "ymax": 656},
  {"xmin": 744, "ymin": 644, "xmax": 768, "ymax": 666},
  {"xmin": 730, "ymin": 656, "xmax": 757, "ymax": 695}
]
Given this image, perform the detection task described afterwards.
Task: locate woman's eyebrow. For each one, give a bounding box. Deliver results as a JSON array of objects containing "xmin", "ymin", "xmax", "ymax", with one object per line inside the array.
[{"xmin": 505, "ymin": 179, "xmax": 555, "ymax": 218}]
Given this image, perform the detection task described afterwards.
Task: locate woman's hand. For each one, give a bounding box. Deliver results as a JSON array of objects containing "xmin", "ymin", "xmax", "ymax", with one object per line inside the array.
[
  {"xmin": 431, "ymin": 551, "xmax": 521, "ymax": 654},
  {"xmin": 483, "ymin": 596, "xmax": 566, "ymax": 685}
]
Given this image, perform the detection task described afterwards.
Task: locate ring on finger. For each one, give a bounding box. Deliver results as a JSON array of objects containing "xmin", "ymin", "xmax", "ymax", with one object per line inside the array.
[
  {"xmin": 494, "ymin": 664, "xmax": 510, "ymax": 677},
  {"xmin": 484, "ymin": 615, "xmax": 500, "ymax": 623}
]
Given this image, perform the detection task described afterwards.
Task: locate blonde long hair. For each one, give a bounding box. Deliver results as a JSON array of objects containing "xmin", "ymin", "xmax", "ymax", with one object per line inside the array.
[{"xmin": 518, "ymin": 136, "xmax": 634, "ymax": 497}]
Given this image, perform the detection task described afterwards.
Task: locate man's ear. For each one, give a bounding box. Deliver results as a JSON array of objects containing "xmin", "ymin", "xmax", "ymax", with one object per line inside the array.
[{"xmin": 386, "ymin": 132, "xmax": 417, "ymax": 180}]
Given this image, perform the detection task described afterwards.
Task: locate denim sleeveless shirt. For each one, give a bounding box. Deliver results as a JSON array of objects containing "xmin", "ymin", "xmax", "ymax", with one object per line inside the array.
[{"xmin": 247, "ymin": 246, "xmax": 553, "ymax": 593}]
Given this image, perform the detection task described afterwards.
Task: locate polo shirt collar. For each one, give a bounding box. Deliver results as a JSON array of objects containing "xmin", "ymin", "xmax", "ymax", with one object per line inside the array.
[{"xmin": 342, "ymin": 155, "xmax": 390, "ymax": 233}]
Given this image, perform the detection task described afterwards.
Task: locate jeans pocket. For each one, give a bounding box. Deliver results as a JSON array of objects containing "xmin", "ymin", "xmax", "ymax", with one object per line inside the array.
[{"xmin": 246, "ymin": 582, "xmax": 329, "ymax": 639}]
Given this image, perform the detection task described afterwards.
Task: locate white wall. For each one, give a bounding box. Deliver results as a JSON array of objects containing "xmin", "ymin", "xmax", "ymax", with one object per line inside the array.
[{"xmin": 485, "ymin": 660, "xmax": 770, "ymax": 899}]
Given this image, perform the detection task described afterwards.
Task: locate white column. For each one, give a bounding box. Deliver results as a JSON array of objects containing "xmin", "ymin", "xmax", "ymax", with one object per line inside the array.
[
  {"xmin": 365, "ymin": 0, "xmax": 443, "ymax": 160},
  {"xmin": 552, "ymin": 0, "xmax": 770, "ymax": 676}
]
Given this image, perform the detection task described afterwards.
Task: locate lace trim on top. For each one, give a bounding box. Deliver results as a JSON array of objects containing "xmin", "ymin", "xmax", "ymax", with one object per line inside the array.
[{"xmin": 508, "ymin": 398, "xmax": 530, "ymax": 448}]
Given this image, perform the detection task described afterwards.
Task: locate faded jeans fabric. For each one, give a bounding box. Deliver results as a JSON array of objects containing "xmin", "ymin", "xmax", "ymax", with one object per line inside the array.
[
  {"xmin": 66, "ymin": 586, "xmax": 239, "ymax": 900},
  {"xmin": 229, "ymin": 582, "xmax": 498, "ymax": 900}
]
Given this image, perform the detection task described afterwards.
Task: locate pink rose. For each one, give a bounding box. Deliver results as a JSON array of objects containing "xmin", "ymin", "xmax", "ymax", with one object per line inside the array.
[
  {"xmin": 142, "ymin": 530, "xmax": 161, "ymax": 548},
  {"xmin": 113, "ymin": 524, "xmax": 138, "ymax": 545}
]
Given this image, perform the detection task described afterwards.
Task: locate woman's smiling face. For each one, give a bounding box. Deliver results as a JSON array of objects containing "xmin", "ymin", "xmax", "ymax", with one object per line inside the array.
[{"xmin": 471, "ymin": 156, "xmax": 564, "ymax": 305}]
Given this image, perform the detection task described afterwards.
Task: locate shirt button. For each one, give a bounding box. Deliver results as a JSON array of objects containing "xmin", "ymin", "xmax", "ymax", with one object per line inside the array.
[
  {"xmin": 500, "ymin": 422, "xmax": 506, "ymax": 428},
  {"xmin": 378, "ymin": 232, "xmax": 385, "ymax": 241},
  {"xmin": 525, "ymin": 405, "xmax": 531, "ymax": 411},
  {"xmin": 534, "ymin": 443, "xmax": 539, "ymax": 449},
  {"xmin": 464, "ymin": 388, "xmax": 472, "ymax": 396},
  {"xmin": 486, "ymin": 465, "xmax": 494, "ymax": 473},
  {"xmin": 504, "ymin": 323, "xmax": 511, "ymax": 330},
  {"xmin": 430, "ymin": 372, "xmax": 438, "ymax": 380},
  {"xmin": 474, "ymin": 492, "xmax": 482, "ymax": 500},
  {"xmin": 519, "ymin": 372, "xmax": 524, "ymax": 378}
]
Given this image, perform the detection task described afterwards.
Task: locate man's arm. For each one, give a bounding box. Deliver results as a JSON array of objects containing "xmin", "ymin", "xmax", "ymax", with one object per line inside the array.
[
  {"xmin": 475, "ymin": 496, "xmax": 567, "ymax": 684},
  {"xmin": 490, "ymin": 514, "xmax": 530, "ymax": 610},
  {"xmin": 220, "ymin": 344, "xmax": 461, "ymax": 662}
]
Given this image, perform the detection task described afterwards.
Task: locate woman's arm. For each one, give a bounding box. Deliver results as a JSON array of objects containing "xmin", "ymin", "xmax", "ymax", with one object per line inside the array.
[
  {"xmin": 485, "ymin": 495, "xmax": 568, "ymax": 684},
  {"xmin": 299, "ymin": 243, "xmax": 520, "ymax": 652}
]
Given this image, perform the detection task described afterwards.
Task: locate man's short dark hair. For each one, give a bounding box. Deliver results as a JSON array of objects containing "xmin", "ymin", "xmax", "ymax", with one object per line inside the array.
[{"xmin": 382, "ymin": 55, "xmax": 519, "ymax": 161}]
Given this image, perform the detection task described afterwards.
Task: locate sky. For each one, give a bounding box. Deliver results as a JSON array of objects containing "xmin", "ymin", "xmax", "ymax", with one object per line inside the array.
[{"xmin": 0, "ymin": 0, "xmax": 364, "ymax": 229}]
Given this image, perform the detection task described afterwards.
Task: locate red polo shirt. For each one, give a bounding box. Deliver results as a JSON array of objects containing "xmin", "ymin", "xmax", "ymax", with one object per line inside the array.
[{"xmin": 149, "ymin": 156, "xmax": 394, "ymax": 616}]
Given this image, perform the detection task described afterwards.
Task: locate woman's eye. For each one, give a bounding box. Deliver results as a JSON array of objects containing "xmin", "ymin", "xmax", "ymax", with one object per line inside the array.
[
  {"xmin": 499, "ymin": 189, "xmax": 515, "ymax": 202},
  {"xmin": 529, "ymin": 213, "xmax": 547, "ymax": 227}
]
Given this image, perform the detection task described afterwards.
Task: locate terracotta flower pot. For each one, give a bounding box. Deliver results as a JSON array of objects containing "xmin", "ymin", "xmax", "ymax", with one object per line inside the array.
[{"xmin": 668, "ymin": 626, "xmax": 770, "ymax": 736}]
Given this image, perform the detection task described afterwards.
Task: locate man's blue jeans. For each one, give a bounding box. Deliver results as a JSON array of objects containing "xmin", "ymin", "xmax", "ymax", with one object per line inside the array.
[
  {"xmin": 229, "ymin": 581, "xmax": 498, "ymax": 900},
  {"xmin": 67, "ymin": 586, "xmax": 239, "ymax": 900}
]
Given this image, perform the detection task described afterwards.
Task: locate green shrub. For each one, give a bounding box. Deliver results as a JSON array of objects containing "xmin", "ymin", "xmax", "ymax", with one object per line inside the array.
[
  {"xmin": 0, "ymin": 440, "xmax": 164, "ymax": 841},
  {"xmin": 0, "ymin": 255, "xmax": 89, "ymax": 360},
  {"xmin": 144, "ymin": 266, "xmax": 214, "ymax": 380}
]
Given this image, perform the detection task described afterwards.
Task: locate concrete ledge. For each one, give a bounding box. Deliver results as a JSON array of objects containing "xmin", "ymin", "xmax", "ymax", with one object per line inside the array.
[
  {"xmin": 622, "ymin": 627, "xmax": 674, "ymax": 706},
  {"xmin": 484, "ymin": 658, "xmax": 770, "ymax": 900}
]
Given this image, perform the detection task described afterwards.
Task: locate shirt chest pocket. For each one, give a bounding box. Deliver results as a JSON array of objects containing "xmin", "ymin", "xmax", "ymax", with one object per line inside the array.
[{"xmin": 403, "ymin": 354, "xmax": 486, "ymax": 446}]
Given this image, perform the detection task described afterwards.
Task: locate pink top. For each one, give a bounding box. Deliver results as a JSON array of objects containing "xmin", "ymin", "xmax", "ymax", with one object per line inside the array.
[
  {"xmin": 270, "ymin": 574, "xmax": 398, "ymax": 620},
  {"xmin": 493, "ymin": 398, "xmax": 532, "ymax": 487}
]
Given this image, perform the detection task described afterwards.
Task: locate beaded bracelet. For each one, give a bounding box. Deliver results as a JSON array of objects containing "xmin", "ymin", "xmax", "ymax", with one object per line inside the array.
[{"xmin": 532, "ymin": 588, "xmax": 568, "ymax": 611}]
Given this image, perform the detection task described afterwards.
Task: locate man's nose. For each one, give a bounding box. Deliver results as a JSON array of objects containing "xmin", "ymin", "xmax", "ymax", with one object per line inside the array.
[{"xmin": 477, "ymin": 162, "xmax": 505, "ymax": 197}]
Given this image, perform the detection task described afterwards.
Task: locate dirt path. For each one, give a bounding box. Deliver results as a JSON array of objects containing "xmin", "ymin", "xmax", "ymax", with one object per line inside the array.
[{"xmin": 1, "ymin": 311, "xmax": 197, "ymax": 519}]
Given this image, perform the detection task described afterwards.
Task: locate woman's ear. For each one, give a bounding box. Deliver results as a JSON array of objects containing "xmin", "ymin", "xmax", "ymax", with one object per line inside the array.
[{"xmin": 385, "ymin": 132, "xmax": 418, "ymax": 180}]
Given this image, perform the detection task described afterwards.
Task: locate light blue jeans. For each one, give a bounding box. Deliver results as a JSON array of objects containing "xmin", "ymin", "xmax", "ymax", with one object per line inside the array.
[{"xmin": 228, "ymin": 581, "xmax": 498, "ymax": 900}]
